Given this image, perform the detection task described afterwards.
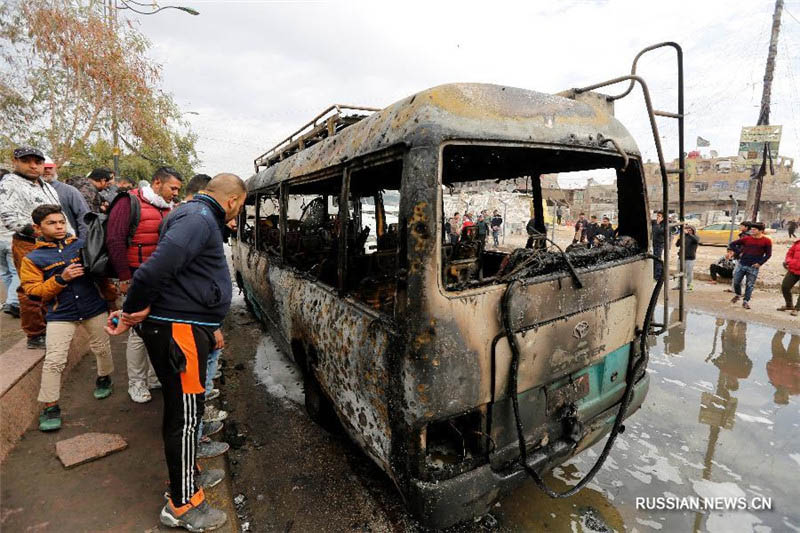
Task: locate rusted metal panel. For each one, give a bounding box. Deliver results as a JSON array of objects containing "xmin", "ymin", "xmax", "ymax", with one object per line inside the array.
[
  {"xmin": 493, "ymin": 295, "xmax": 638, "ymax": 398},
  {"xmin": 240, "ymin": 253, "xmax": 395, "ymax": 469}
]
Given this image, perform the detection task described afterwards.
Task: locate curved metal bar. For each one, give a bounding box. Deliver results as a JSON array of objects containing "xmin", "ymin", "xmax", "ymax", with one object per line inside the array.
[
  {"xmin": 606, "ymin": 42, "xmax": 683, "ymax": 101},
  {"xmin": 599, "ymin": 137, "xmax": 629, "ymax": 171},
  {"xmin": 573, "ymin": 75, "xmax": 668, "ymax": 183},
  {"xmin": 575, "ymin": 42, "xmax": 685, "ymax": 330}
]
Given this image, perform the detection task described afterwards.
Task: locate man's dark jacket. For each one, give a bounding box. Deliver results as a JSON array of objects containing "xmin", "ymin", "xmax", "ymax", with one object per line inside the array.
[
  {"xmin": 676, "ymin": 232, "xmax": 700, "ymax": 261},
  {"xmin": 652, "ymin": 219, "xmax": 666, "ymax": 248},
  {"xmin": 123, "ymin": 194, "xmax": 231, "ymax": 326}
]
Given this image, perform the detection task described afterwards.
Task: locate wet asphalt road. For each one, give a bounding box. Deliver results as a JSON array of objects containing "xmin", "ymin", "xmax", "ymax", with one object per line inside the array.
[{"xmin": 221, "ymin": 298, "xmax": 800, "ymax": 532}]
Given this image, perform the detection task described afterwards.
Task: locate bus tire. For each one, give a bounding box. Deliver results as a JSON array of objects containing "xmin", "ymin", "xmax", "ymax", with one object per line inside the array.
[{"xmin": 304, "ymin": 372, "xmax": 343, "ymax": 434}]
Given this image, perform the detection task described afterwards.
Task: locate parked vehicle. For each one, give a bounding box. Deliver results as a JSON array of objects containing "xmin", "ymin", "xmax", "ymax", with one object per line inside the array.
[
  {"xmin": 232, "ymin": 44, "xmax": 685, "ymax": 528},
  {"xmin": 696, "ymin": 223, "xmax": 738, "ymax": 245}
]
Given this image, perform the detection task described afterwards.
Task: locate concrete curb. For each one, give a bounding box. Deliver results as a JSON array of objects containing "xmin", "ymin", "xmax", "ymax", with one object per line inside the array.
[
  {"xmin": 0, "ymin": 330, "xmax": 88, "ymax": 463},
  {"xmin": 670, "ymin": 269, "xmax": 796, "ymax": 291}
]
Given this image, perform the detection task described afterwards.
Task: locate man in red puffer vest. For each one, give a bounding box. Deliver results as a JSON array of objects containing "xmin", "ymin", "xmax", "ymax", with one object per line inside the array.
[
  {"xmin": 778, "ymin": 238, "xmax": 800, "ymax": 316},
  {"xmin": 106, "ymin": 167, "xmax": 183, "ymax": 403}
]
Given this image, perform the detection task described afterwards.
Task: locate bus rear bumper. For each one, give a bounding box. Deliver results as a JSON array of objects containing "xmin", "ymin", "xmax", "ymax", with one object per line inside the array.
[{"xmin": 405, "ymin": 374, "xmax": 649, "ymax": 529}]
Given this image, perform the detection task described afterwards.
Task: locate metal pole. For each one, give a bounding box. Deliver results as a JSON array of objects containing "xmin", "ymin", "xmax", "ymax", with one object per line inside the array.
[
  {"xmin": 503, "ymin": 202, "xmax": 507, "ymax": 245},
  {"xmin": 746, "ymin": 0, "xmax": 783, "ymax": 221},
  {"xmin": 108, "ymin": 0, "xmax": 120, "ymax": 179},
  {"xmin": 758, "ymin": 0, "xmax": 784, "ymax": 126},
  {"xmin": 728, "ymin": 195, "xmax": 738, "ymax": 244}
]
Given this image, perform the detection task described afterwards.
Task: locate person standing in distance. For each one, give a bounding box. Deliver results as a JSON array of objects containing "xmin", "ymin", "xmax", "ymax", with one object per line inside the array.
[{"xmin": 105, "ymin": 174, "xmax": 246, "ymax": 532}]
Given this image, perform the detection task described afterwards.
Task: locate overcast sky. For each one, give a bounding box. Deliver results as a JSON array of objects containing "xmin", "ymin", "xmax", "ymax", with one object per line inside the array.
[{"xmin": 127, "ymin": 0, "xmax": 800, "ymax": 185}]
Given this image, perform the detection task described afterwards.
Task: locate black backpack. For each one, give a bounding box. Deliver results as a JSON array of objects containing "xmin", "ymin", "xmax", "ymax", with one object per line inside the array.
[{"xmin": 81, "ymin": 191, "xmax": 142, "ymax": 277}]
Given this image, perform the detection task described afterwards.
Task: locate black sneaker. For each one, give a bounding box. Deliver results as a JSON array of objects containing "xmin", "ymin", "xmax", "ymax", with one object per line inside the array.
[
  {"xmin": 27, "ymin": 334, "xmax": 46, "ymax": 349},
  {"xmin": 3, "ymin": 303, "xmax": 20, "ymax": 318}
]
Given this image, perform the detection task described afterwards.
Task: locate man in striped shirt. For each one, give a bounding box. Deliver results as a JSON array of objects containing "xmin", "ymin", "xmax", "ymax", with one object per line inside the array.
[{"xmin": 729, "ymin": 222, "xmax": 772, "ymax": 310}]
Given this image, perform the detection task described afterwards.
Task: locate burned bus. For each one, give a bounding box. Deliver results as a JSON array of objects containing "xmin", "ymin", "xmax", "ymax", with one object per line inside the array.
[{"xmin": 233, "ymin": 44, "xmax": 685, "ymax": 528}]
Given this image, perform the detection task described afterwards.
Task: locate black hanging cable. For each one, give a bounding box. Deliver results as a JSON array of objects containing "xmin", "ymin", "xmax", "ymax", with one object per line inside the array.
[{"xmin": 500, "ymin": 270, "xmax": 662, "ymax": 498}]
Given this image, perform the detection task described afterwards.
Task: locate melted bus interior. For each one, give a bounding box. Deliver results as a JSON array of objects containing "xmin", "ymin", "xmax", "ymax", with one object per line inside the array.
[
  {"xmin": 244, "ymin": 159, "xmax": 404, "ymax": 315},
  {"xmin": 441, "ymin": 144, "xmax": 648, "ymax": 291}
]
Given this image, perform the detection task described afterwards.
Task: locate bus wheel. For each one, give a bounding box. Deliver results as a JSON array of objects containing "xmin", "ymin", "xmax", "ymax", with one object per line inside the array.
[{"xmin": 304, "ymin": 372, "xmax": 343, "ymax": 434}]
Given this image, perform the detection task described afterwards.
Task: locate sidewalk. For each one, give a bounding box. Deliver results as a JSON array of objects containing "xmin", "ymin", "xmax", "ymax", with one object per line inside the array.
[{"xmin": 0, "ymin": 332, "xmax": 238, "ymax": 532}]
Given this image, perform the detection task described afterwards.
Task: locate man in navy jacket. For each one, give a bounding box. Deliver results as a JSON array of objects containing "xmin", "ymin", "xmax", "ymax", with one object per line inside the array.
[{"xmin": 106, "ymin": 173, "xmax": 246, "ymax": 532}]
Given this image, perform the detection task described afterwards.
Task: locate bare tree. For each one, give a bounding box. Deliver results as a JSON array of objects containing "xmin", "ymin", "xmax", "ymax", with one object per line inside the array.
[{"xmin": 0, "ymin": 0, "xmax": 195, "ymax": 170}]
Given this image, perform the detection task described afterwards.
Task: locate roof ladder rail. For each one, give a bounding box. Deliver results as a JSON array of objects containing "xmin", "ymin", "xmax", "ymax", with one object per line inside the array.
[
  {"xmin": 252, "ymin": 104, "xmax": 381, "ymax": 172},
  {"xmin": 572, "ymin": 42, "xmax": 685, "ymax": 336}
]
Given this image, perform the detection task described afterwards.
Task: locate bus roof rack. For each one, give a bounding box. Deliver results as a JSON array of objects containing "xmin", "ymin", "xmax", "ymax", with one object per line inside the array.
[{"xmin": 253, "ymin": 104, "xmax": 381, "ymax": 172}]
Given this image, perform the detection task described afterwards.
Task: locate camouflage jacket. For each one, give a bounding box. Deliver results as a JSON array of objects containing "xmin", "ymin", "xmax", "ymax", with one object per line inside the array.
[
  {"xmin": 0, "ymin": 172, "xmax": 73, "ymax": 243},
  {"xmin": 73, "ymin": 178, "xmax": 105, "ymax": 213}
]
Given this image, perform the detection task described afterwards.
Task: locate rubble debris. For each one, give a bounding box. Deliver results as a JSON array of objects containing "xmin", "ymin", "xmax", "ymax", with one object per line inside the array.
[
  {"xmin": 503, "ymin": 238, "xmax": 638, "ymax": 276},
  {"xmin": 55, "ymin": 432, "xmax": 127, "ymax": 468}
]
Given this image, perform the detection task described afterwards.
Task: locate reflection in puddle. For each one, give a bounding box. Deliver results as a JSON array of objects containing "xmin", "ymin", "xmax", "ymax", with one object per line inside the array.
[
  {"xmin": 499, "ymin": 464, "xmax": 625, "ymax": 532},
  {"xmin": 493, "ymin": 312, "xmax": 800, "ymax": 532}
]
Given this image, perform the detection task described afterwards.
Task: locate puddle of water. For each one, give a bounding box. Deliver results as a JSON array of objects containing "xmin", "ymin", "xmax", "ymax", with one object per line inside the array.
[
  {"xmin": 493, "ymin": 311, "xmax": 800, "ymax": 532},
  {"xmin": 252, "ymin": 334, "xmax": 305, "ymax": 406}
]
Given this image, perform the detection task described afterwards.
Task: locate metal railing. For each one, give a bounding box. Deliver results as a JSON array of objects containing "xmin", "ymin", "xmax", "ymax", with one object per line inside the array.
[
  {"xmin": 573, "ymin": 42, "xmax": 686, "ymax": 334},
  {"xmin": 253, "ymin": 104, "xmax": 380, "ymax": 172}
]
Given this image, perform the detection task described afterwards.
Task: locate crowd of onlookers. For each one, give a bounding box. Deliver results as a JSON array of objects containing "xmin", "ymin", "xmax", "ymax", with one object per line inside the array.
[
  {"xmin": 650, "ymin": 210, "xmax": 800, "ymax": 315},
  {"xmin": 0, "ymin": 146, "xmax": 245, "ymax": 531},
  {"xmin": 445, "ymin": 209, "xmax": 504, "ymax": 246}
]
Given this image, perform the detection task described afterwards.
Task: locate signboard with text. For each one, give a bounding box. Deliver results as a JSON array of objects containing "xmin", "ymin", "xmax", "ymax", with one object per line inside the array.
[{"xmin": 738, "ymin": 125, "xmax": 782, "ymax": 160}]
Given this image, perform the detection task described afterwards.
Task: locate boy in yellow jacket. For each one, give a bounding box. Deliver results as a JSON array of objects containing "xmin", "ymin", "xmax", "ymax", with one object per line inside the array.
[{"xmin": 19, "ymin": 204, "xmax": 116, "ymax": 431}]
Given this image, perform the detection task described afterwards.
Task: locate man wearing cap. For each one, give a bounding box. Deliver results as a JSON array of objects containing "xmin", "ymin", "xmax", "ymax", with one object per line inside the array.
[
  {"xmin": 42, "ymin": 163, "xmax": 89, "ymax": 238},
  {"xmin": 76, "ymin": 168, "xmax": 113, "ymax": 213},
  {"xmin": 0, "ymin": 147, "xmax": 74, "ymax": 348}
]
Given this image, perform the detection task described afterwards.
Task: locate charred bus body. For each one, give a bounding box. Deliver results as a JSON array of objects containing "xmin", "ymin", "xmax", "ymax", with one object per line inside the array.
[{"xmin": 234, "ymin": 51, "xmax": 684, "ymax": 526}]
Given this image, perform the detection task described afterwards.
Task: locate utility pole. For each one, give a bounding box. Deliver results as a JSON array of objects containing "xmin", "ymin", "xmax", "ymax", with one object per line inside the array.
[
  {"xmin": 104, "ymin": 0, "xmax": 199, "ymax": 181},
  {"xmin": 105, "ymin": 0, "xmax": 120, "ymax": 181},
  {"xmin": 746, "ymin": 0, "xmax": 783, "ymax": 222}
]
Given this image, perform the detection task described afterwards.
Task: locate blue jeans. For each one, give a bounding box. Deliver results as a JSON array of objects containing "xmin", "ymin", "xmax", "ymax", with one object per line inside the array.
[
  {"xmin": 0, "ymin": 240, "xmax": 19, "ymax": 306},
  {"xmin": 733, "ymin": 264, "xmax": 759, "ymax": 302},
  {"xmin": 197, "ymin": 348, "xmax": 222, "ymax": 442}
]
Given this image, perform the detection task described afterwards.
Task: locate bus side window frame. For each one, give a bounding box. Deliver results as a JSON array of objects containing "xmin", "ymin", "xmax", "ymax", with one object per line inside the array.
[
  {"xmin": 239, "ymin": 192, "xmax": 257, "ymax": 246},
  {"xmin": 280, "ymin": 172, "xmax": 344, "ymax": 288},
  {"xmin": 339, "ymin": 155, "xmax": 405, "ymax": 317},
  {"xmin": 255, "ymin": 186, "xmax": 280, "ymax": 256}
]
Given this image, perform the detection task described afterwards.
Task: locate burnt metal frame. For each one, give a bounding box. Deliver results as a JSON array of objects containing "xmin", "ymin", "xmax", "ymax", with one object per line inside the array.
[
  {"xmin": 253, "ymin": 146, "xmax": 407, "ymax": 302},
  {"xmin": 573, "ymin": 42, "xmax": 685, "ymax": 334},
  {"xmin": 253, "ymin": 104, "xmax": 381, "ymax": 172}
]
